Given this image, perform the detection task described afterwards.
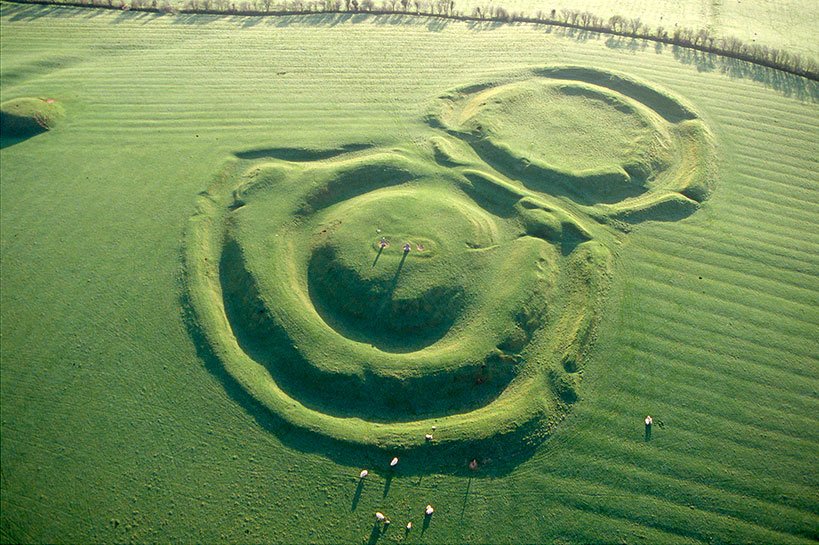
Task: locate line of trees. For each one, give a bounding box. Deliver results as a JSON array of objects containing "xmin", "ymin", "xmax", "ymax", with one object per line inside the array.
[{"xmin": 8, "ymin": 0, "xmax": 818, "ymax": 80}]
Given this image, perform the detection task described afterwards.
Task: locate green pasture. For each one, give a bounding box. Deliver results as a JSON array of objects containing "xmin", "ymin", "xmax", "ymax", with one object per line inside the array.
[
  {"xmin": 455, "ymin": 0, "xmax": 819, "ymax": 58},
  {"xmin": 1, "ymin": 2, "xmax": 818, "ymax": 543}
]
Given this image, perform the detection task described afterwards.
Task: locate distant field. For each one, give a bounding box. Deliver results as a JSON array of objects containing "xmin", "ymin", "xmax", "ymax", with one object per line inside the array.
[
  {"xmin": 1, "ymin": 2, "xmax": 818, "ymax": 544},
  {"xmin": 4, "ymin": 0, "xmax": 819, "ymax": 58},
  {"xmin": 456, "ymin": 0, "xmax": 819, "ymax": 58}
]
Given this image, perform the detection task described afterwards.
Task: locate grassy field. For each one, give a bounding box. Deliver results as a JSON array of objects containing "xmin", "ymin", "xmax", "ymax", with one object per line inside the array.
[
  {"xmin": 455, "ymin": 0, "xmax": 819, "ymax": 58},
  {"xmin": 1, "ymin": 2, "xmax": 818, "ymax": 543},
  {"xmin": 10, "ymin": 0, "xmax": 818, "ymax": 59}
]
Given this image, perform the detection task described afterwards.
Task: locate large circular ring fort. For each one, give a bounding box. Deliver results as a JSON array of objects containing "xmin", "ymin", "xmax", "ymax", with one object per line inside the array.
[{"xmin": 185, "ymin": 66, "xmax": 715, "ymax": 468}]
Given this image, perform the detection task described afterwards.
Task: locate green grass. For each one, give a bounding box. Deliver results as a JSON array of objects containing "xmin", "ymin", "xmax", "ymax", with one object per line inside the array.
[
  {"xmin": 183, "ymin": 66, "xmax": 708, "ymax": 456},
  {"xmin": 0, "ymin": 96, "xmax": 63, "ymax": 144},
  {"xmin": 450, "ymin": 0, "xmax": 819, "ymax": 59},
  {"xmin": 1, "ymin": 2, "xmax": 818, "ymax": 544},
  {"xmin": 457, "ymin": 80, "xmax": 660, "ymax": 172},
  {"xmin": 188, "ymin": 147, "xmax": 594, "ymax": 453}
]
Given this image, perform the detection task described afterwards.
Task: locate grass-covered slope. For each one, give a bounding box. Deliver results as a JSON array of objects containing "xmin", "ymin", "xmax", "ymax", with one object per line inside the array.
[
  {"xmin": 0, "ymin": 96, "xmax": 63, "ymax": 145},
  {"xmin": 1, "ymin": 4, "xmax": 817, "ymax": 543},
  {"xmin": 183, "ymin": 67, "xmax": 711, "ymax": 458},
  {"xmin": 187, "ymin": 146, "xmax": 605, "ymax": 454}
]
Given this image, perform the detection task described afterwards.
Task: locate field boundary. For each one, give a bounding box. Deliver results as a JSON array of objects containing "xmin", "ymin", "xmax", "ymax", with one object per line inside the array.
[{"xmin": 2, "ymin": 0, "xmax": 817, "ymax": 82}]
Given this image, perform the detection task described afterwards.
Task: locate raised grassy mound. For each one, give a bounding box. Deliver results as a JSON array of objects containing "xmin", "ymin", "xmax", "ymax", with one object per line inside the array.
[
  {"xmin": 0, "ymin": 97, "xmax": 63, "ymax": 139},
  {"xmin": 185, "ymin": 66, "xmax": 715, "ymax": 464},
  {"xmin": 432, "ymin": 66, "xmax": 715, "ymax": 213}
]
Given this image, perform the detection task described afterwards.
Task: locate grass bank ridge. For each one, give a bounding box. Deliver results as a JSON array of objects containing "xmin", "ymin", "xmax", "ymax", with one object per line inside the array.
[
  {"xmin": 5, "ymin": 0, "xmax": 818, "ymax": 81},
  {"xmin": 180, "ymin": 66, "xmax": 716, "ymax": 461}
]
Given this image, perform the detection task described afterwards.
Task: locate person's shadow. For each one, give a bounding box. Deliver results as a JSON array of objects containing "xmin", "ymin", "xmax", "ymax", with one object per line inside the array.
[
  {"xmin": 392, "ymin": 250, "xmax": 408, "ymax": 282},
  {"xmin": 371, "ymin": 245, "xmax": 384, "ymax": 267},
  {"xmin": 460, "ymin": 476, "xmax": 473, "ymax": 520},
  {"xmin": 379, "ymin": 251, "xmax": 409, "ymax": 310}
]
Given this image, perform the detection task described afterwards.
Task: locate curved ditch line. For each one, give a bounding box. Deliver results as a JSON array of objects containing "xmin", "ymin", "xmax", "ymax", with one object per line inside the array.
[{"xmin": 182, "ymin": 67, "xmax": 714, "ymax": 461}]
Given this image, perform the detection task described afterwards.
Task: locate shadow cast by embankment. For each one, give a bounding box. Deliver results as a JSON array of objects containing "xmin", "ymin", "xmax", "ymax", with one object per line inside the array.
[
  {"xmin": 234, "ymin": 143, "xmax": 372, "ymax": 161},
  {"xmin": 0, "ymin": 135, "xmax": 32, "ymax": 149},
  {"xmin": 181, "ymin": 281, "xmax": 544, "ymax": 477},
  {"xmin": 180, "ymin": 235, "xmax": 545, "ymax": 475},
  {"xmin": 305, "ymin": 244, "xmax": 462, "ymax": 353},
  {"xmin": 219, "ymin": 241, "xmax": 519, "ymax": 417}
]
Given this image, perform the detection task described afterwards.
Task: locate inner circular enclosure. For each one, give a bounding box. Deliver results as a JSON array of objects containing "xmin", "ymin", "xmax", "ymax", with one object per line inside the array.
[
  {"xmin": 460, "ymin": 80, "xmax": 660, "ymax": 173},
  {"xmin": 306, "ymin": 185, "xmax": 498, "ymax": 351}
]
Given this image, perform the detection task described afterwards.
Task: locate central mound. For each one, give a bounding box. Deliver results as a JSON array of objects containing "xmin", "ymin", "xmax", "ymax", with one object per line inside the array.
[{"xmin": 307, "ymin": 186, "xmax": 497, "ymax": 351}]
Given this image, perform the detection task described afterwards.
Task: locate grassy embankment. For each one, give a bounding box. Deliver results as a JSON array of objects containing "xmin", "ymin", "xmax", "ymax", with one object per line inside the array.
[
  {"xmin": 1, "ymin": 4, "xmax": 817, "ymax": 543},
  {"xmin": 184, "ymin": 66, "xmax": 712, "ymax": 463}
]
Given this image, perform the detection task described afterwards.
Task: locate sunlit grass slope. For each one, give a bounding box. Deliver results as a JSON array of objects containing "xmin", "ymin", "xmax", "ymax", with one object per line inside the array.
[
  {"xmin": 454, "ymin": 0, "xmax": 819, "ymax": 59},
  {"xmin": 1, "ymin": 3, "xmax": 817, "ymax": 543}
]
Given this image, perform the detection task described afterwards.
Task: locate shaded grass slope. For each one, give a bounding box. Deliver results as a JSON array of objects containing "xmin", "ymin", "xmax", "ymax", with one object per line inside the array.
[
  {"xmin": 185, "ymin": 145, "xmax": 613, "ymax": 457},
  {"xmin": 0, "ymin": 96, "xmax": 62, "ymax": 146}
]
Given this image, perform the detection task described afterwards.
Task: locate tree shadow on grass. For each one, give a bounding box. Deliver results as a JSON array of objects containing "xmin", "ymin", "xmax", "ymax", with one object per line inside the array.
[
  {"xmin": 1, "ymin": 2, "xmax": 107, "ymax": 21},
  {"xmin": 546, "ymin": 25, "xmax": 818, "ymax": 102},
  {"xmin": 112, "ymin": 9, "xmax": 164, "ymax": 24},
  {"xmin": 2, "ymin": 3, "xmax": 815, "ymax": 100},
  {"xmin": 670, "ymin": 44, "xmax": 819, "ymax": 102}
]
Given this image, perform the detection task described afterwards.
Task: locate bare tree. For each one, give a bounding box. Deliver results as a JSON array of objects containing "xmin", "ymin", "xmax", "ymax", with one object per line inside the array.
[{"xmin": 626, "ymin": 17, "xmax": 641, "ymax": 35}]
